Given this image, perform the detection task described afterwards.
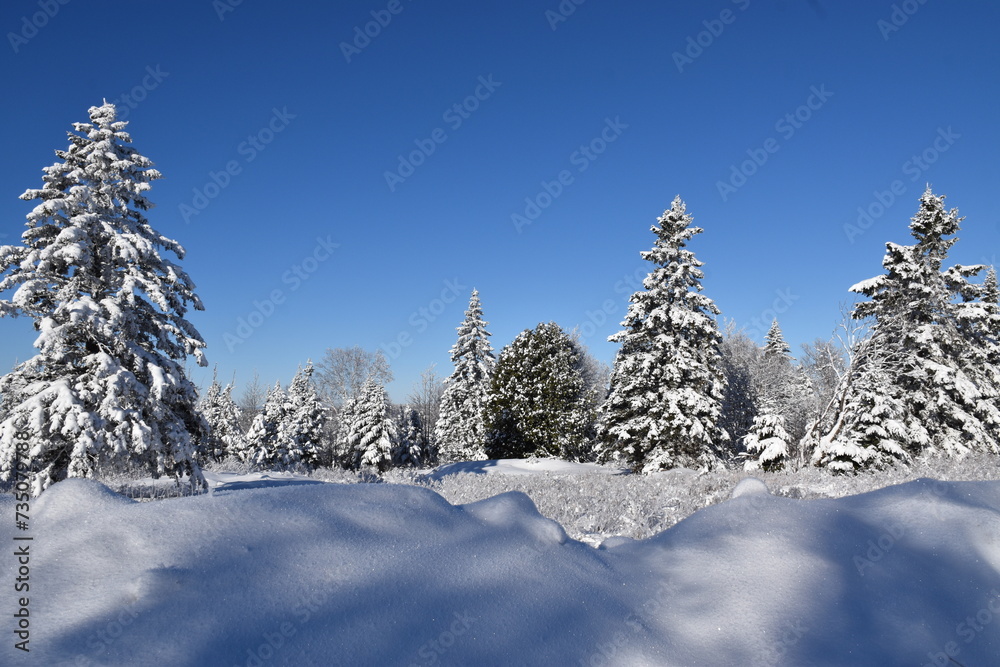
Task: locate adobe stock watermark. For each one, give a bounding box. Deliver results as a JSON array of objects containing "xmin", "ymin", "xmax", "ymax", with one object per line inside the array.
[
  {"xmin": 877, "ymin": 0, "xmax": 929, "ymax": 41},
  {"xmin": 545, "ymin": 0, "xmax": 588, "ymax": 31},
  {"xmin": 717, "ymin": 84, "xmax": 833, "ymax": 202},
  {"xmin": 672, "ymin": 0, "xmax": 751, "ymax": 73},
  {"xmin": 213, "ymin": 0, "xmax": 243, "ymax": 21},
  {"xmin": 234, "ymin": 587, "xmax": 332, "ymax": 667},
  {"xmin": 7, "ymin": 0, "xmax": 71, "ymax": 53},
  {"xmin": 842, "ymin": 126, "xmax": 959, "ymax": 244},
  {"xmin": 760, "ymin": 618, "xmax": 810, "ymax": 665},
  {"xmin": 852, "ymin": 520, "xmax": 905, "ymax": 576},
  {"xmin": 107, "ymin": 65, "xmax": 169, "ymax": 121},
  {"xmin": 72, "ymin": 606, "xmax": 141, "ymax": 667},
  {"xmin": 180, "ymin": 107, "xmax": 296, "ymax": 224},
  {"xmin": 743, "ymin": 288, "xmax": 799, "ymax": 340},
  {"xmin": 922, "ymin": 588, "xmax": 1000, "ymax": 667},
  {"xmin": 384, "ymin": 75, "xmax": 502, "ymax": 192},
  {"xmin": 381, "ymin": 278, "xmax": 468, "ymax": 360},
  {"xmin": 223, "ymin": 235, "xmax": 340, "ymax": 352},
  {"xmin": 511, "ymin": 116, "xmax": 628, "ymax": 234},
  {"xmin": 408, "ymin": 610, "xmax": 476, "ymax": 666},
  {"xmin": 340, "ymin": 0, "xmax": 414, "ymax": 63},
  {"xmin": 578, "ymin": 580, "xmax": 677, "ymax": 666}
]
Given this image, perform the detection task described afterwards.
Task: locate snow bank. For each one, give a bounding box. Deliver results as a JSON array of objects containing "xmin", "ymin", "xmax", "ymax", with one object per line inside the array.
[{"xmin": 2, "ymin": 476, "xmax": 999, "ymax": 666}]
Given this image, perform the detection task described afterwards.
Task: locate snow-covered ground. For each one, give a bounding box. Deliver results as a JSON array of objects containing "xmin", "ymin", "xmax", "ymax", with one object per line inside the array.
[{"xmin": 3, "ymin": 472, "xmax": 999, "ymax": 666}]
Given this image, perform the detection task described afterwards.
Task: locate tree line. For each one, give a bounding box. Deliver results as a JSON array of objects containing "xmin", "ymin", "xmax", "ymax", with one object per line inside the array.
[{"xmin": 0, "ymin": 103, "xmax": 997, "ymax": 495}]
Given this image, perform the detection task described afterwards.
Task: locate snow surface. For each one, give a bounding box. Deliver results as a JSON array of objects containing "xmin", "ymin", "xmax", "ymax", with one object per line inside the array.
[{"xmin": 3, "ymin": 475, "xmax": 1000, "ymax": 666}]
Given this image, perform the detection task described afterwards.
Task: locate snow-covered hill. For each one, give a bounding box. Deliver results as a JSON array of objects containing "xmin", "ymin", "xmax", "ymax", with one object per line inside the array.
[{"xmin": 3, "ymin": 475, "xmax": 999, "ymax": 666}]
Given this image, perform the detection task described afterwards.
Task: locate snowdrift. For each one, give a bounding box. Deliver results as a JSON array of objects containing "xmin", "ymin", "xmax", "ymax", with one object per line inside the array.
[{"xmin": 2, "ymin": 476, "xmax": 999, "ymax": 666}]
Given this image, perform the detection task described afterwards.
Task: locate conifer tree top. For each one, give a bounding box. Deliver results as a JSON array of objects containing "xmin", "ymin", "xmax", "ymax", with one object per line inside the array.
[
  {"xmin": 0, "ymin": 101, "xmax": 206, "ymax": 366},
  {"xmin": 447, "ymin": 289, "xmax": 495, "ymax": 369},
  {"xmin": 908, "ymin": 187, "xmax": 962, "ymax": 262},
  {"xmin": 763, "ymin": 320, "xmax": 792, "ymax": 362}
]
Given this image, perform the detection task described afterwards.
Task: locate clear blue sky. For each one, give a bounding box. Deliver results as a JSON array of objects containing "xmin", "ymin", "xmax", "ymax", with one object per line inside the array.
[{"xmin": 1, "ymin": 0, "xmax": 998, "ymax": 402}]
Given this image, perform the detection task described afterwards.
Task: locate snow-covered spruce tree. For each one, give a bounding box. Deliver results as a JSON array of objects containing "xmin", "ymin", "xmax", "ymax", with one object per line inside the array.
[
  {"xmin": 0, "ymin": 102, "xmax": 208, "ymax": 494},
  {"xmin": 435, "ymin": 289, "xmax": 496, "ymax": 461},
  {"xmin": 814, "ymin": 188, "xmax": 999, "ymax": 470},
  {"xmin": 954, "ymin": 265, "xmax": 1000, "ymax": 440},
  {"xmin": 597, "ymin": 196, "xmax": 728, "ymax": 472},
  {"xmin": 347, "ymin": 379, "xmax": 398, "ymax": 473},
  {"xmin": 245, "ymin": 382, "xmax": 288, "ymax": 468},
  {"xmin": 198, "ymin": 373, "xmax": 226, "ymax": 461},
  {"xmin": 199, "ymin": 369, "xmax": 246, "ymax": 461},
  {"xmin": 484, "ymin": 322, "xmax": 595, "ymax": 460},
  {"xmin": 751, "ymin": 320, "xmax": 814, "ymax": 468},
  {"xmin": 811, "ymin": 339, "xmax": 910, "ymax": 472},
  {"xmin": 743, "ymin": 413, "xmax": 790, "ymax": 472},
  {"xmin": 217, "ymin": 382, "xmax": 248, "ymax": 459},
  {"xmin": 280, "ymin": 361, "xmax": 328, "ymax": 469},
  {"xmin": 331, "ymin": 392, "xmax": 361, "ymax": 469},
  {"xmin": 763, "ymin": 319, "xmax": 792, "ymax": 362},
  {"xmin": 395, "ymin": 406, "xmax": 428, "ymax": 467},
  {"xmin": 982, "ymin": 267, "xmax": 1000, "ymax": 380}
]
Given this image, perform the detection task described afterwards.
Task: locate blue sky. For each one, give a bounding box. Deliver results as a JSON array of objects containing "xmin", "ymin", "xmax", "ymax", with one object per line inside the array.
[{"xmin": 1, "ymin": 0, "xmax": 998, "ymax": 402}]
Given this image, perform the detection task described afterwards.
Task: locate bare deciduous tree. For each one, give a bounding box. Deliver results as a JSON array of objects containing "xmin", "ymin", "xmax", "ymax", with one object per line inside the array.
[
  {"xmin": 406, "ymin": 365, "xmax": 444, "ymax": 448},
  {"xmin": 315, "ymin": 347, "xmax": 394, "ymax": 408},
  {"xmin": 237, "ymin": 370, "xmax": 266, "ymax": 434}
]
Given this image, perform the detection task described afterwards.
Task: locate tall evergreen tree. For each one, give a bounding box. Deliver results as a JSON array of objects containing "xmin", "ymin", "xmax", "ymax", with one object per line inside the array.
[
  {"xmin": 347, "ymin": 379, "xmax": 397, "ymax": 472},
  {"xmin": 597, "ymin": 196, "xmax": 728, "ymax": 472},
  {"xmin": 199, "ymin": 369, "xmax": 246, "ymax": 461},
  {"xmin": 484, "ymin": 322, "xmax": 595, "ymax": 460},
  {"xmin": 435, "ymin": 290, "xmax": 496, "ymax": 461},
  {"xmin": 199, "ymin": 373, "xmax": 227, "ymax": 461},
  {"xmin": 752, "ymin": 320, "xmax": 813, "ymax": 468},
  {"xmin": 763, "ymin": 319, "xmax": 793, "ymax": 362},
  {"xmin": 245, "ymin": 382, "xmax": 288, "ymax": 468},
  {"xmin": 281, "ymin": 361, "xmax": 328, "ymax": 469},
  {"xmin": 332, "ymin": 392, "xmax": 362, "ymax": 469},
  {"xmin": 0, "ymin": 102, "xmax": 208, "ymax": 494},
  {"xmin": 217, "ymin": 382, "xmax": 247, "ymax": 459},
  {"xmin": 815, "ymin": 189, "xmax": 999, "ymax": 470},
  {"xmin": 395, "ymin": 406, "xmax": 429, "ymax": 467}
]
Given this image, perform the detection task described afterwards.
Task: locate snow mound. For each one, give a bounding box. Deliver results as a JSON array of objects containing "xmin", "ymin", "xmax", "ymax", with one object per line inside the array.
[
  {"xmin": 462, "ymin": 490, "xmax": 568, "ymax": 547},
  {"xmin": 731, "ymin": 476, "xmax": 770, "ymax": 498},
  {"xmin": 598, "ymin": 535, "xmax": 637, "ymax": 550},
  {"xmin": 204, "ymin": 470, "xmax": 323, "ymax": 493},
  {"xmin": 33, "ymin": 477, "xmax": 134, "ymax": 518}
]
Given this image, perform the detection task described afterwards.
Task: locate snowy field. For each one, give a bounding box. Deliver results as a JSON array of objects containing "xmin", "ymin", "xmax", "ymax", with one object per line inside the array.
[{"xmin": 3, "ymin": 463, "xmax": 1000, "ymax": 666}]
